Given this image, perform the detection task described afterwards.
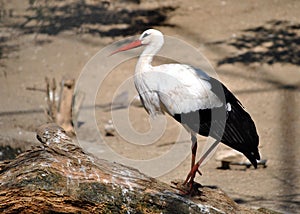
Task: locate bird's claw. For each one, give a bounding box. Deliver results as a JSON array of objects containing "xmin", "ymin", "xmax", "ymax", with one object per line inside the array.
[
  {"xmin": 171, "ymin": 179, "xmax": 202, "ymax": 196},
  {"xmin": 171, "ymin": 179, "xmax": 190, "ymax": 194}
]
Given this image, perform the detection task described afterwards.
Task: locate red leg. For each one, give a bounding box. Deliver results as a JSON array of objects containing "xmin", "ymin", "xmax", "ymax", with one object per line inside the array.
[
  {"xmin": 183, "ymin": 138, "xmax": 220, "ymax": 188},
  {"xmin": 183, "ymin": 134, "xmax": 202, "ymax": 186},
  {"xmin": 183, "ymin": 162, "xmax": 201, "ymax": 186},
  {"xmin": 191, "ymin": 134, "xmax": 197, "ymax": 169}
]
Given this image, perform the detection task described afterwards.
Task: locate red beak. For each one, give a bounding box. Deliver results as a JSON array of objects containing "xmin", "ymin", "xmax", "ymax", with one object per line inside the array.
[{"xmin": 110, "ymin": 40, "xmax": 143, "ymax": 56}]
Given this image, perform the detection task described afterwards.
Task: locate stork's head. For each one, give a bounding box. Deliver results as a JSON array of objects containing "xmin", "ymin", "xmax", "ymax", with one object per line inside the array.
[
  {"xmin": 110, "ymin": 29, "xmax": 164, "ymax": 55},
  {"xmin": 139, "ymin": 29, "xmax": 163, "ymax": 45}
]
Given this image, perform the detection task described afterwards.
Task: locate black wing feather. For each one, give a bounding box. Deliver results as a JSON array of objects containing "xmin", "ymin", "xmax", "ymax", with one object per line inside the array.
[{"xmin": 173, "ymin": 77, "xmax": 260, "ymax": 168}]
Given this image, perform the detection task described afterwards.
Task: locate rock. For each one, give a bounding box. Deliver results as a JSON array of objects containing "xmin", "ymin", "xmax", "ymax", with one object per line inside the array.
[
  {"xmin": 215, "ymin": 148, "xmax": 246, "ymax": 163},
  {"xmin": 104, "ymin": 119, "xmax": 115, "ymax": 136}
]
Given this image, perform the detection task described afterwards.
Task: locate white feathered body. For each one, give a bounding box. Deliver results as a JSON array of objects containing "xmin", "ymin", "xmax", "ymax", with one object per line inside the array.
[{"xmin": 134, "ymin": 63, "xmax": 223, "ymax": 117}]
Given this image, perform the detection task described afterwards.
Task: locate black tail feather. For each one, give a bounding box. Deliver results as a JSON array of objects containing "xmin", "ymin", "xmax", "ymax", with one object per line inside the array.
[
  {"xmin": 244, "ymin": 151, "xmax": 260, "ymax": 168},
  {"xmin": 217, "ymin": 81, "xmax": 260, "ymax": 168}
]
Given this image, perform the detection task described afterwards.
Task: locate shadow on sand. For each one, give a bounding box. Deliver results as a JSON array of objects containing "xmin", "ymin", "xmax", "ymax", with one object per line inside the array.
[
  {"xmin": 13, "ymin": 0, "xmax": 176, "ymax": 37},
  {"xmin": 213, "ymin": 20, "xmax": 300, "ymax": 66}
]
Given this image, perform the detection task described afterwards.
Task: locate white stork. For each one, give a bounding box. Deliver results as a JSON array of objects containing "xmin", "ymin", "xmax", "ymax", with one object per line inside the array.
[{"xmin": 111, "ymin": 29, "xmax": 260, "ymax": 187}]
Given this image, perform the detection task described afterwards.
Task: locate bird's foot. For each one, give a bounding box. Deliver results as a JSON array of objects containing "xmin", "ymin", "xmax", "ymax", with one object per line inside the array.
[
  {"xmin": 171, "ymin": 179, "xmax": 202, "ymax": 196},
  {"xmin": 171, "ymin": 179, "xmax": 190, "ymax": 194},
  {"xmin": 171, "ymin": 163, "xmax": 203, "ymax": 195}
]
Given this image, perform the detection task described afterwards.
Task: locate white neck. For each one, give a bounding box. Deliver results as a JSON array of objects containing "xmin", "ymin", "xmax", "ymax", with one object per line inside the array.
[
  {"xmin": 135, "ymin": 40, "xmax": 163, "ymax": 74},
  {"xmin": 136, "ymin": 54, "xmax": 153, "ymax": 74}
]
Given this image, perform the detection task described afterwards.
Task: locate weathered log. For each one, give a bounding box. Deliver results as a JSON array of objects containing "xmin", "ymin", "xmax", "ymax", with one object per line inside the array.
[{"xmin": 0, "ymin": 124, "xmax": 267, "ymax": 214}]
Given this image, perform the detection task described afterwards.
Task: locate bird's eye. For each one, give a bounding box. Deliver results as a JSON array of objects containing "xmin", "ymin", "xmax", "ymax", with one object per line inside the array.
[{"xmin": 141, "ymin": 32, "xmax": 150, "ymax": 38}]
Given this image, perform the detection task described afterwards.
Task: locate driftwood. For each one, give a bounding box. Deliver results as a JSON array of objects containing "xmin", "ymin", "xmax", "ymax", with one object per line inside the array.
[
  {"xmin": 0, "ymin": 124, "xmax": 270, "ymax": 213},
  {"xmin": 55, "ymin": 78, "xmax": 75, "ymax": 134},
  {"xmin": 45, "ymin": 77, "xmax": 81, "ymax": 136}
]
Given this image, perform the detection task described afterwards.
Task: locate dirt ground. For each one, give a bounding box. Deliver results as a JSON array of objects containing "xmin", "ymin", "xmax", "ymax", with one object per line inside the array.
[{"xmin": 0, "ymin": 0, "xmax": 300, "ymax": 213}]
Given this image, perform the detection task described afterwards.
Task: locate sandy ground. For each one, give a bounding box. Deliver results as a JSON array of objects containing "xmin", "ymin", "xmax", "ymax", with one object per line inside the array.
[{"xmin": 0, "ymin": 0, "xmax": 300, "ymax": 213}]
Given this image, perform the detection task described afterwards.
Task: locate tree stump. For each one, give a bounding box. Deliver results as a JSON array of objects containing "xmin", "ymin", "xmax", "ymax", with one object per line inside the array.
[{"xmin": 0, "ymin": 124, "xmax": 268, "ymax": 213}]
